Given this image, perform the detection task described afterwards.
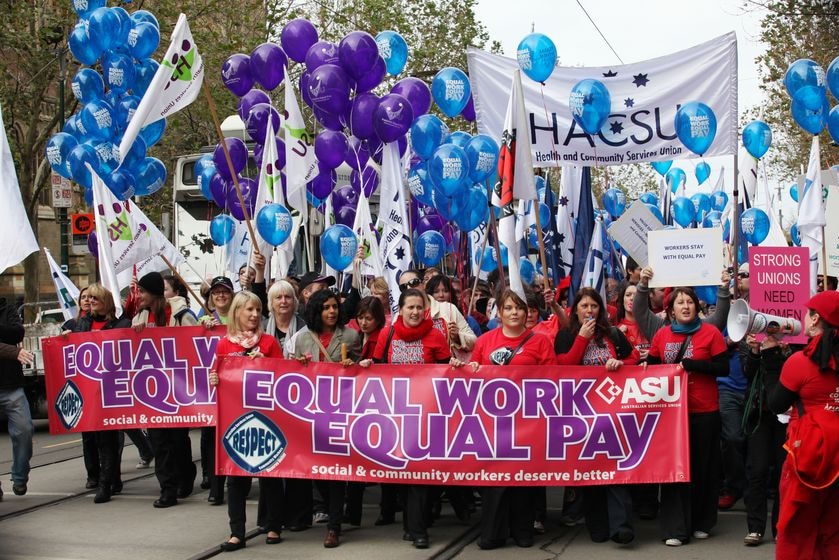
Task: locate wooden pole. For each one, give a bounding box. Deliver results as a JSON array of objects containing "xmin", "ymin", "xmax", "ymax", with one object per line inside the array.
[
  {"xmin": 466, "ymin": 225, "xmax": 491, "ymax": 318},
  {"xmin": 161, "ymin": 255, "xmax": 212, "ymax": 316},
  {"xmin": 485, "ymin": 179, "xmax": 506, "ymax": 290},
  {"xmin": 531, "ymin": 197, "xmax": 552, "ymax": 291},
  {"xmin": 201, "ymin": 82, "xmax": 260, "ymax": 256}
]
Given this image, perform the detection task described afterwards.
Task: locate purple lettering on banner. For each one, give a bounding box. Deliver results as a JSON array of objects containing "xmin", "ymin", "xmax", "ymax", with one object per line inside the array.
[
  {"xmin": 559, "ymin": 379, "xmax": 596, "ymax": 416},
  {"xmin": 172, "ymin": 366, "xmax": 212, "ymax": 406},
  {"xmin": 401, "ymin": 414, "xmax": 447, "ymax": 459},
  {"xmin": 522, "ymin": 380, "xmax": 560, "ymax": 417},
  {"xmin": 193, "ymin": 336, "xmax": 219, "ymax": 368},
  {"xmin": 350, "ymin": 414, "xmax": 406, "ymax": 468},
  {"xmin": 448, "ymin": 415, "xmax": 493, "ymax": 458},
  {"xmin": 75, "ymin": 342, "xmax": 103, "ymax": 380},
  {"xmin": 616, "ymin": 412, "xmax": 660, "ymax": 470},
  {"xmin": 133, "ymin": 339, "xmax": 165, "ymax": 370},
  {"xmin": 391, "ymin": 378, "xmax": 421, "ymax": 414},
  {"xmin": 132, "ymin": 368, "xmax": 177, "ymax": 414},
  {"xmin": 546, "ymin": 416, "xmax": 588, "ymax": 459},
  {"xmin": 581, "ymin": 415, "xmax": 624, "ymax": 459},
  {"xmin": 493, "ymin": 416, "xmax": 530, "ymax": 459},
  {"xmin": 101, "ymin": 340, "xmax": 131, "ymax": 372},
  {"xmin": 312, "ymin": 412, "xmax": 349, "ymax": 453},
  {"xmin": 433, "ymin": 378, "xmax": 482, "ymax": 415},
  {"xmin": 274, "ymin": 373, "xmax": 315, "ymax": 421},
  {"xmin": 243, "ymin": 370, "xmax": 274, "ymax": 409},
  {"xmin": 63, "ymin": 345, "xmax": 77, "ymax": 378},
  {"xmin": 354, "ymin": 378, "xmax": 392, "ymax": 415},
  {"xmin": 481, "ymin": 379, "xmax": 521, "ymax": 416},
  {"xmin": 160, "ymin": 338, "xmax": 187, "ymax": 369},
  {"xmin": 100, "ymin": 369, "xmax": 133, "ymax": 407},
  {"xmin": 315, "ymin": 376, "xmax": 354, "ymax": 414}
]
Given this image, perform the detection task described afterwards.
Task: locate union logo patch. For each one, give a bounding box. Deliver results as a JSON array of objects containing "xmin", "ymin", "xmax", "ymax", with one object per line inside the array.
[
  {"xmin": 222, "ymin": 411, "xmax": 287, "ymax": 474},
  {"xmin": 55, "ymin": 380, "xmax": 84, "ymax": 430}
]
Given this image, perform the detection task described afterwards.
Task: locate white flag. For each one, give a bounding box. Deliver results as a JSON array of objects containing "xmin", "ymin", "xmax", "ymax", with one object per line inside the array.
[
  {"xmin": 711, "ymin": 166, "xmax": 725, "ymax": 193},
  {"xmin": 283, "ymin": 70, "xmax": 317, "ymax": 216},
  {"xmin": 118, "ymin": 14, "xmax": 204, "ymax": 162},
  {"xmin": 90, "ymin": 166, "xmax": 126, "ymax": 317},
  {"xmin": 739, "ymin": 148, "xmax": 758, "ymax": 208},
  {"xmin": 799, "ymin": 136, "xmax": 825, "ymax": 294},
  {"xmin": 556, "ymin": 166, "xmax": 581, "ymax": 278},
  {"xmin": 378, "ymin": 142, "xmax": 412, "ymax": 315},
  {"xmin": 0, "ymin": 103, "xmax": 38, "ymax": 274},
  {"xmin": 116, "ymin": 217, "xmax": 185, "ymax": 290},
  {"xmin": 225, "ymin": 222, "xmax": 251, "ymax": 283},
  {"xmin": 44, "ymin": 248, "xmax": 79, "ymax": 321},
  {"xmin": 351, "ymin": 191, "xmax": 383, "ymax": 277},
  {"xmin": 755, "ymin": 162, "xmax": 788, "ymax": 248},
  {"xmin": 582, "ymin": 217, "xmax": 607, "ymax": 303}
]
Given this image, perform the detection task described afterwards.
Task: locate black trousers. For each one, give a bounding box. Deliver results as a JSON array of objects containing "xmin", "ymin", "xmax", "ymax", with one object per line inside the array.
[
  {"xmin": 149, "ymin": 428, "xmax": 195, "ymax": 499},
  {"xmin": 315, "ymin": 479, "xmax": 346, "ymax": 532},
  {"xmin": 93, "ymin": 430, "xmax": 122, "ymax": 490},
  {"xmin": 400, "ymin": 485, "xmax": 429, "ymax": 539},
  {"xmin": 202, "ymin": 427, "xmax": 225, "ymax": 500},
  {"xmin": 83, "ymin": 431, "xmax": 99, "ymax": 482},
  {"xmin": 124, "ymin": 429, "xmax": 154, "ymax": 462},
  {"xmin": 379, "ymin": 483, "xmax": 398, "ymax": 518},
  {"xmin": 284, "ymin": 478, "xmax": 313, "ymax": 527},
  {"xmin": 660, "ymin": 411, "xmax": 721, "ymax": 540},
  {"xmin": 479, "ymin": 486, "xmax": 536, "ymax": 545},
  {"xmin": 227, "ymin": 476, "xmax": 284, "ymax": 539},
  {"xmin": 345, "ymin": 482, "xmax": 365, "ymax": 524},
  {"xmin": 744, "ymin": 410, "xmax": 786, "ymax": 536},
  {"xmin": 583, "ymin": 485, "xmax": 633, "ymax": 541}
]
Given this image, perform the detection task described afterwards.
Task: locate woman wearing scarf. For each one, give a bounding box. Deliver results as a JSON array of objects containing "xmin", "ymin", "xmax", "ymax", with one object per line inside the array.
[
  {"xmin": 287, "ymin": 289, "xmax": 360, "ymax": 548},
  {"xmin": 646, "ymin": 287, "xmax": 728, "ymax": 546},
  {"xmin": 209, "ymin": 291, "xmax": 284, "ymax": 551},
  {"xmin": 131, "ymin": 272, "xmax": 198, "ymax": 508},
  {"xmin": 768, "ymin": 290, "xmax": 839, "ymax": 560}
]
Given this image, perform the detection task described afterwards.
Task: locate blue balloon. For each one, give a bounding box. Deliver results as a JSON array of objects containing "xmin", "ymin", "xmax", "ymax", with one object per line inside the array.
[
  {"xmin": 695, "ymin": 286, "xmax": 717, "ymax": 305},
  {"xmin": 702, "ymin": 210, "xmax": 722, "ymax": 228},
  {"xmin": 672, "ymin": 196, "xmax": 696, "ymax": 227},
  {"xmin": 644, "ymin": 203, "xmax": 664, "ymax": 224},
  {"xmin": 129, "ymin": 22, "xmax": 161, "ymax": 60},
  {"xmin": 320, "ymin": 224, "xmax": 358, "ymax": 270},
  {"xmin": 67, "ymin": 143, "xmax": 100, "ymax": 188},
  {"xmin": 695, "ymin": 161, "xmax": 711, "ymax": 185},
  {"xmin": 110, "ymin": 7, "xmax": 133, "ymax": 46},
  {"xmin": 650, "ymin": 160, "xmax": 672, "ymax": 176},
  {"xmin": 415, "ymin": 231, "xmax": 446, "ymax": 266},
  {"xmin": 465, "ymin": 135, "xmax": 499, "ymax": 183},
  {"xmin": 133, "ymin": 58, "xmax": 159, "ymax": 97},
  {"xmin": 791, "ymin": 94, "xmax": 828, "ymax": 135},
  {"xmin": 602, "ymin": 188, "xmax": 626, "ymax": 218},
  {"xmin": 80, "ymin": 100, "xmax": 115, "ymax": 141},
  {"xmin": 794, "ymin": 84, "xmax": 827, "ymax": 111},
  {"xmin": 140, "ymin": 118, "xmax": 167, "ymax": 148},
  {"xmin": 256, "ymin": 203, "xmax": 293, "ymax": 246},
  {"xmin": 210, "ymin": 215, "xmax": 236, "ymax": 245},
  {"xmin": 410, "ymin": 114, "xmax": 448, "ymax": 160},
  {"xmin": 674, "ymin": 101, "xmax": 717, "ymax": 156},
  {"xmin": 134, "ymin": 157, "xmax": 166, "ymax": 196},
  {"xmin": 690, "ymin": 193, "xmax": 712, "ymax": 221},
  {"xmin": 740, "ymin": 207, "xmax": 770, "ymax": 245},
  {"xmin": 444, "ymin": 131, "xmax": 472, "ymax": 148},
  {"xmin": 828, "ymin": 105, "xmax": 839, "ymax": 145},
  {"xmin": 46, "ymin": 133, "xmax": 78, "ymax": 179},
  {"xmin": 454, "ymin": 186, "xmax": 488, "ymax": 232},
  {"xmin": 519, "ymin": 257, "xmax": 536, "ymax": 285},
  {"xmin": 569, "ymin": 79, "xmax": 611, "ymax": 134},
  {"xmin": 516, "ymin": 33, "xmax": 557, "ymax": 83},
  {"xmin": 68, "ymin": 22, "xmax": 101, "ymax": 66},
  {"xmin": 432, "ymin": 186, "xmax": 468, "ymax": 221},
  {"xmin": 375, "ymin": 31, "xmax": 408, "ymax": 76},
  {"xmin": 120, "ymin": 136, "xmax": 146, "ymax": 171},
  {"xmin": 130, "ymin": 10, "xmax": 160, "ymax": 29},
  {"xmin": 428, "ymin": 144, "xmax": 469, "ymax": 196},
  {"xmin": 742, "ymin": 120, "xmax": 773, "ymax": 159},
  {"xmin": 639, "ymin": 192, "xmax": 658, "ymax": 206},
  {"xmin": 105, "ymin": 168, "xmax": 136, "ymax": 200},
  {"xmin": 93, "ymin": 141, "xmax": 119, "ymax": 175},
  {"xmin": 431, "ymin": 67, "xmax": 470, "ymax": 118},
  {"xmin": 87, "ymin": 7, "xmax": 120, "ymax": 53},
  {"xmin": 72, "ymin": 0, "xmax": 106, "ymax": 17},
  {"xmin": 407, "ymin": 161, "xmax": 434, "ymax": 207},
  {"xmin": 103, "ymin": 53, "xmax": 135, "ymax": 94},
  {"xmin": 114, "ymin": 95, "xmax": 141, "ymax": 133},
  {"xmin": 710, "ymin": 191, "xmax": 728, "ymax": 212},
  {"xmin": 790, "ymin": 223, "xmax": 801, "ymax": 246},
  {"xmin": 784, "ymin": 58, "xmax": 826, "ymax": 99},
  {"xmin": 666, "ymin": 167, "xmax": 686, "ymax": 193},
  {"xmin": 71, "ymin": 68, "xmax": 105, "ymax": 104},
  {"xmin": 480, "ymin": 247, "xmax": 498, "ymax": 273},
  {"xmin": 790, "ymin": 183, "xmax": 799, "ymax": 202},
  {"xmin": 197, "ymin": 166, "xmax": 216, "ymax": 201},
  {"xmin": 828, "ymin": 56, "xmax": 839, "ymax": 100}
]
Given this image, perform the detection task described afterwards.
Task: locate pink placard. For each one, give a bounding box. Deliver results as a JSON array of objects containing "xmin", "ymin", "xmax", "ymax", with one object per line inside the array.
[{"xmin": 748, "ymin": 246, "xmax": 810, "ymax": 345}]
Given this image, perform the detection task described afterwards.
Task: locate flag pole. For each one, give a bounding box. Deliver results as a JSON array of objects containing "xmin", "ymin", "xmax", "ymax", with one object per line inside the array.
[
  {"xmin": 485, "ymin": 179, "xmax": 506, "ymax": 289},
  {"xmin": 466, "ymin": 227, "xmax": 491, "ymax": 318},
  {"xmin": 731, "ymin": 150, "xmax": 740, "ymax": 300},
  {"xmin": 201, "ymin": 82, "xmax": 260, "ymax": 257},
  {"xmin": 531, "ymin": 199, "xmax": 552, "ymax": 291},
  {"xmin": 161, "ymin": 254, "xmax": 212, "ymax": 316}
]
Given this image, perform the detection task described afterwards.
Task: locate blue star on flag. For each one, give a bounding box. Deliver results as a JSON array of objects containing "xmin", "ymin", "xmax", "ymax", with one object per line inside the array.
[
  {"xmin": 559, "ymin": 196, "xmax": 569, "ymax": 207},
  {"xmin": 602, "ymin": 70, "xmax": 617, "ymax": 78},
  {"xmin": 395, "ymin": 246, "xmax": 405, "ymax": 260},
  {"xmin": 609, "ymin": 121, "xmax": 624, "ymax": 134},
  {"xmin": 624, "ymin": 98, "xmax": 634, "ymax": 108},
  {"xmin": 632, "ymin": 73, "xmax": 649, "ymax": 87}
]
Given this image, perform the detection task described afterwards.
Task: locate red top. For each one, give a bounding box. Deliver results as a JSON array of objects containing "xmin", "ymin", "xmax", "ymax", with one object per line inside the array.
[
  {"xmin": 779, "ymin": 334, "xmax": 839, "ymax": 423},
  {"xmin": 471, "ymin": 328, "xmax": 556, "ymax": 366},
  {"xmin": 557, "ymin": 335, "xmax": 639, "ymax": 366},
  {"xmin": 649, "ymin": 322, "xmax": 727, "ymax": 413},
  {"xmin": 617, "ymin": 319, "xmax": 650, "ymax": 352},
  {"xmin": 216, "ymin": 334, "xmax": 282, "ymax": 359},
  {"xmin": 372, "ymin": 318, "xmax": 451, "ymax": 365}
]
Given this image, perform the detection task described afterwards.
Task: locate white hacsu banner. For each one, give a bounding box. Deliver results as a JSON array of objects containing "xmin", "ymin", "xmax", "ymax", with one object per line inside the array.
[{"xmin": 467, "ymin": 32, "xmax": 738, "ymax": 166}]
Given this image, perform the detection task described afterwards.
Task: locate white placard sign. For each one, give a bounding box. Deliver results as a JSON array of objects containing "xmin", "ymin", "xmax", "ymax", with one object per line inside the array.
[
  {"xmin": 647, "ymin": 228, "xmax": 724, "ymax": 288},
  {"xmin": 607, "ymin": 202, "xmax": 663, "ymax": 268},
  {"xmin": 821, "ymin": 185, "xmax": 839, "ymax": 277}
]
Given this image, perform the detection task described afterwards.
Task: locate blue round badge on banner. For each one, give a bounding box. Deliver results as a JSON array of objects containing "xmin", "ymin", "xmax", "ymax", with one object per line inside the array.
[{"xmin": 223, "ymin": 411, "xmax": 288, "ymax": 474}]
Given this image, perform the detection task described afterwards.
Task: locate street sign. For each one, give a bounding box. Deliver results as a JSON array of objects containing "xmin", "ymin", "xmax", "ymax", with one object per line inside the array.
[
  {"xmin": 71, "ymin": 213, "xmax": 95, "ymax": 256},
  {"xmin": 51, "ymin": 172, "xmax": 73, "ymax": 208}
]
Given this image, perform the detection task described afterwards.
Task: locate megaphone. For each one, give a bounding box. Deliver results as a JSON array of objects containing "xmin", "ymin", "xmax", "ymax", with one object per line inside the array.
[{"xmin": 727, "ymin": 299, "xmax": 802, "ymax": 342}]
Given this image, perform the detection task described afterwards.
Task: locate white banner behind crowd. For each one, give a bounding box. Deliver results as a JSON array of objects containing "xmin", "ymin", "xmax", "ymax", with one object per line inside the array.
[{"xmin": 467, "ymin": 32, "xmax": 738, "ymax": 166}]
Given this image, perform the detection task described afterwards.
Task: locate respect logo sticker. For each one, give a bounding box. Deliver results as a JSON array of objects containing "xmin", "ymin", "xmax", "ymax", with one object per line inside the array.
[
  {"xmin": 55, "ymin": 380, "xmax": 83, "ymax": 430},
  {"xmin": 222, "ymin": 411, "xmax": 287, "ymax": 474}
]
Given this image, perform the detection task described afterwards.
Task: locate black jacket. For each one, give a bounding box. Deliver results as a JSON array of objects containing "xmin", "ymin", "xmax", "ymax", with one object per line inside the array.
[
  {"xmin": 0, "ymin": 298, "xmax": 25, "ymax": 390},
  {"xmin": 72, "ymin": 314, "xmax": 131, "ymax": 332}
]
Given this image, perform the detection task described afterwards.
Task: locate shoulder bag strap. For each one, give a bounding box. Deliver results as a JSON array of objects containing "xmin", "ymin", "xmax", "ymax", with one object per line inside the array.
[
  {"xmin": 673, "ymin": 334, "xmax": 693, "ymax": 364},
  {"xmin": 503, "ymin": 331, "xmax": 536, "ymax": 365},
  {"xmin": 309, "ymin": 331, "xmax": 335, "ymax": 363}
]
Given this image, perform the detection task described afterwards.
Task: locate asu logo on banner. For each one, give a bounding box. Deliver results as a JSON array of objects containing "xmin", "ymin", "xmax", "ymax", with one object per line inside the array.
[{"xmin": 222, "ymin": 411, "xmax": 288, "ymax": 474}]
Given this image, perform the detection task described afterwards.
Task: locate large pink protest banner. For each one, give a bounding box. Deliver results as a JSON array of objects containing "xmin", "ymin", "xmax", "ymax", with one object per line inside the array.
[
  {"xmin": 215, "ymin": 358, "xmax": 689, "ymax": 487},
  {"xmin": 749, "ymin": 246, "xmax": 809, "ymax": 344},
  {"xmin": 43, "ymin": 327, "xmax": 223, "ymax": 433}
]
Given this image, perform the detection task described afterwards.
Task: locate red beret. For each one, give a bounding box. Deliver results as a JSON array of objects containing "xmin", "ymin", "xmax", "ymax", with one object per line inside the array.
[{"xmin": 807, "ymin": 290, "xmax": 839, "ymax": 328}]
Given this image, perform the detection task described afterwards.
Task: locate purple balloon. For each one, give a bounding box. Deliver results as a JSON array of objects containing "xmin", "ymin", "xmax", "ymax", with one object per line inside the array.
[
  {"xmin": 315, "ymin": 130, "xmax": 349, "ymax": 169},
  {"xmin": 221, "ymin": 54, "xmax": 254, "ymax": 97},
  {"xmin": 351, "ymin": 165, "xmax": 380, "ymax": 197},
  {"xmin": 308, "ymin": 64, "xmax": 351, "ymax": 116},
  {"xmin": 374, "ymin": 93, "xmax": 414, "ymax": 143},
  {"xmin": 309, "ymin": 167, "xmax": 337, "ymax": 199},
  {"xmin": 237, "ymin": 89, "xmax": 271, "ymax": 120},
  {"xmin": 391, "ymin": 77, "xmax": 432, "ymax": 118},
  {"xmin": 349, "ymin": 93, "xmax": 379, "ymax": 141},
  {"xmin": 246, "ymin": 103, "xmax": 281, "ymax": 142},
  {"xmin": 345, "ymin": 137, "xmax": 370, "ymax": 171},
  {"xmin": 355, "ymin": 56, "xmax": 386, "ymax": 93},
  {"xmin": 461, "ymin": 94, "xmax": 476, "ymax": 121},
  {"xmin": 87, "ymin": 231, "xmax": 98, "ymax": 258},
  {"xmin": 213, "ymin": 137, "xmax": 248, "ymax": 180},
  {"xmin": 313, "ymin": 106, "xmax": 345, "ymax": 131},
  {"xmin": 281, "ymin": 18, "xmax": 319, "ymax": 63},
  {"xmin": 338, "ymin": 31, "xmax": 379, "ymax": 80},
  {"xmin": 210, "ymin": 173, "xmax": 233, "ymax": 208},
  {"xmin": 227, "ymin": 177, "xmax": 257, "ymax": 221},
  {"xmin": 250, "ymin": 43, "xmax": 287, "ymax": 90},
  {"xmin": 334, "ymin": 205, "xmax": 357, "ymax": 228},
  {"xmin": 299, "ymin": 71, "xmax": 313, "ymax": 107},
  {"xmin": 305, "ymin": 41, "xmax": 339, "ymax": 73},
  {"xmin": 254, "ymin": 136, "xmax": 286, "ymax": 170},
  {"xmin": 333, "ymin": 184, "xmax": 359, "ymax": 209}
]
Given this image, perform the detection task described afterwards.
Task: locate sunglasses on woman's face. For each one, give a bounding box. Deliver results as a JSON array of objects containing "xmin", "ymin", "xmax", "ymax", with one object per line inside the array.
[{"xmin": 399, "ymin": 277, "xmax": 422, "ymax": 292}]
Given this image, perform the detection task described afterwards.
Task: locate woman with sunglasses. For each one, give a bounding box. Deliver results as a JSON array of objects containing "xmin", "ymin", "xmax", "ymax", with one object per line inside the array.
[{"xmin": 208, "ymin": 291, "xmax": 284, "ymax": 551}]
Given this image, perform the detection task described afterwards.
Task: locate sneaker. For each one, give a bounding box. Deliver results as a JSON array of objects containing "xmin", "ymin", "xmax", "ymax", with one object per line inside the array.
[
  {"xmin": 12, "ymin": 483, "xmax": 26, "ymax": 496},
  {"xmin": 533, "ymin": 520, "xmax": 545, "ymax": 534},
  {"xmin": 313, "ymin": 512, "xmax": 329, "ymax": 524},
  {"xmin": 692, "ymin": 530, "xmax": 709, "ymax": 539},
  {"xmin": 718, "ymin": 491, "xmax": 737, "ymax": 510},
  {"xmin": 744, "ymin": 532, "xmax": 763, "ymax": 546},
  {"xmin": 136, "ymin": 458, "xmax": 152, "ymax": 469},
  {"xmin": 665, "ymin": 538, "xmax": 683, "ymax": 547}
]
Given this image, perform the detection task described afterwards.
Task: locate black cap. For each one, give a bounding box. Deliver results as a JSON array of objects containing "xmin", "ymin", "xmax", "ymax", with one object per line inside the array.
[
  {"xmin": 209, "ymin": 276, "xmax": 234, "ymax": 292},
  {"xmin": 137, "ymin": 272, "xmax": 164, "ymax": 297},
  {"xmin": 298, "ymin": 272, "xmax": 336, "ymax": 291}
]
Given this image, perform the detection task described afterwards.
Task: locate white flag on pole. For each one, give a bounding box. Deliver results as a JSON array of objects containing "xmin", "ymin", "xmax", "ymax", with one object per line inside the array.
[
  {"xmin": 799, "ymin": 136, "xmax": 825, "ymax": 294},
  {"xmin": 351, "ymin": 191, "xmax": 383, "ymax": 277},
  {"xmin": 44, "ymin": 248, "xmax": 79, "ymax": 321},
  {"xmin": 90, "ymin": 166, "xmax": 126, "ymax": 317},
  {"xmin": 118, "ymin": 14, "xmax": 204, "ymax": 162},
  {"xmin": 0, "ymin": 103, "xmax": 38, "ymax": 274},
  {"xmin": 582, "ymin": 217, "xmax": 607, "ymax": 303},
  {"xmin": 283, "ymin": 71, "xmax": 317, "ymax": 216},
  {"xmin": 378, "ymin": 142, "xmax": 412, "ymax": 315}
]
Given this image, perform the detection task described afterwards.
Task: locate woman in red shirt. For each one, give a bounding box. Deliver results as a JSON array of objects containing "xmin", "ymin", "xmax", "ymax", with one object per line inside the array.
[
  {"xmin": 647, "ymin": 287, "xmax": 728, "ymax": 546},
  {"xmin": 616, "ymin": 283, "xmax": 650, "ymax": 361},
  {"xmin": 209, "ymin": 291, "xmax": 284, "ymax": 552}
]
